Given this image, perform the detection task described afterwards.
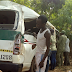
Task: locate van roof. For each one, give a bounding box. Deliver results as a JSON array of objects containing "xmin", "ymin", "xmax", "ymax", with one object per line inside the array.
[{"xmin": 0, "ymin": 1, "xmax": 22, "ymax": 12}]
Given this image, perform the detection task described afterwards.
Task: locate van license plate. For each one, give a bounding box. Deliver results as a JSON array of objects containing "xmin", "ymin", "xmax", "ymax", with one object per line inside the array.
[{"xmin": 0, "ymin": 55, "xmax": 12, "ymax": 61}]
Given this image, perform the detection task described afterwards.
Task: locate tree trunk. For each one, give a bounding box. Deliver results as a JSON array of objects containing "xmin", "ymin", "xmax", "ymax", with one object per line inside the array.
[{"xmin": 70, "ymin": 24, "xmax": 72, "ymax": 31}]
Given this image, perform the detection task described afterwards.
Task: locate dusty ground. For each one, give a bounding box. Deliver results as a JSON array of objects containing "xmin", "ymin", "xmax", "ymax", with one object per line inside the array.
[{"xmin": 48, "ymin": 56, "xmax": 72, "ymax": 72}]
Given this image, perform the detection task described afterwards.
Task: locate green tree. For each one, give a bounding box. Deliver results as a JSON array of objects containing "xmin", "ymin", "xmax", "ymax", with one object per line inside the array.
[
  {"xmin": 30, "ymin": 0, "xmax": 65, "ymax": 21},
  {"xmin": 10, "ymin": 0, "xmax": 31, "ymax": 7},
  {"xmin": 51, "ymin": 0, "xmax": 72, "ymax": 39}
]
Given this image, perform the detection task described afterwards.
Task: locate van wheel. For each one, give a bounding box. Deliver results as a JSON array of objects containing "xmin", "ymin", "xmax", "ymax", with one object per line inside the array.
[{"xmin": 26, "ymin": 56, "xmax": 36, "ymax": 72}]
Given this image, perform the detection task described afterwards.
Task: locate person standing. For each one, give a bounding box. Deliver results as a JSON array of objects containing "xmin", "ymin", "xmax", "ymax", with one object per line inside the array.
[
  {"xmin": 56, "ymin": 30, "xmax": 67, "ymax": 67},
  {"xmin": 64, "ymin": 38, "xmax": 70, "ymax": 66},
  {"xmin": 35, "ymin": 15, "xmax": 51, "ymax": 72},
  {"xmin": 50, "ymin": 29, "xmax": 57, "ymax": 70},
  {"xmin": 45, "ymin": 28, "xmax": 57, "ymax": 72}
]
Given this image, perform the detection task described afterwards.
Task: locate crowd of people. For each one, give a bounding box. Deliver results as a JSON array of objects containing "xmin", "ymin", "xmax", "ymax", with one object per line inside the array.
[{"xmin": 32, "ymin": 15, "xmax": 70, "ymax": 72}]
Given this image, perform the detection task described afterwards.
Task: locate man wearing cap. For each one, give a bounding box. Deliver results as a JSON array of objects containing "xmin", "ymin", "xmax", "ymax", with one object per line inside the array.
[{"xmin": 56, "ymin": 30, "xmax": 67, "ymax": 66}]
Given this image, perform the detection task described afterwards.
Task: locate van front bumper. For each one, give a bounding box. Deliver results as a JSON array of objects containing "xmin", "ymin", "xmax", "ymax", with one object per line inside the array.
[{"xmin": 0, "ymin": 62, "xmax": 23, "ymax": 72}]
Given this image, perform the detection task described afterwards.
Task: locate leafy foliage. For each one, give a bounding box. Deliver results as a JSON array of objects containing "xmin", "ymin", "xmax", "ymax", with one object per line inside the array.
[{"xmin": 50, "ymin": 0, "xmax": 72, "ymax": 40}]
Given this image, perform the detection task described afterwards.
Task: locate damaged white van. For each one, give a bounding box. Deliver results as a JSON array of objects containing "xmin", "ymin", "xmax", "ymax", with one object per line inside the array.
[
  {"xmin": 0, "ymin": 1, "xmax": 56, "ymax": 72},
  {"xmin": 0, "ymin": 1, "xmax": 37, "ymax": 72}
]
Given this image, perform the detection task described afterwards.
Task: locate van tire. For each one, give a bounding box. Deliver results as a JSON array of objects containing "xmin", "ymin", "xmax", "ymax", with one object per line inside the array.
[{"xmin": 30, "ymin": 56, "xmax": 36, "ymax": 72}]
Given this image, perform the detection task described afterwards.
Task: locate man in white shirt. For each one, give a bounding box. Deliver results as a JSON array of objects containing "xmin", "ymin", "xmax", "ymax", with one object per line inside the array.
[
  {"xmin": 64, "ymin": 38, "xmax": 70, "ymax": 66},
  {"xmin": 35, "ymin": 15, "xmax": 51, "ymax": 72}
]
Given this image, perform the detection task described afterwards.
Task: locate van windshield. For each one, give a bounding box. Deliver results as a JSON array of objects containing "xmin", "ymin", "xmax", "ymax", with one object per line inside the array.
[{"xmin": 0, "ymin": 10, "xmax": 19, "ymax": 30}]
